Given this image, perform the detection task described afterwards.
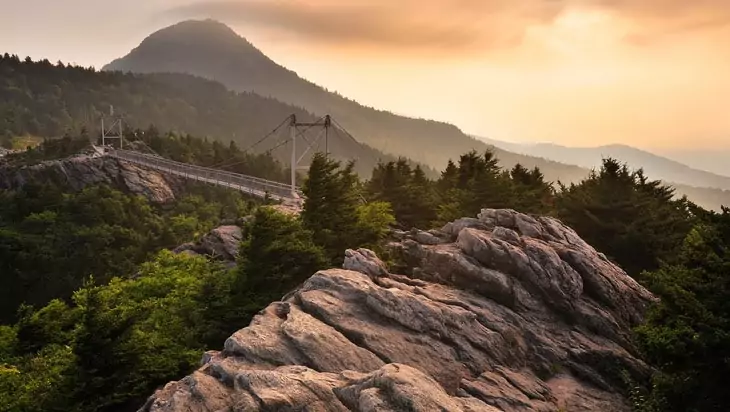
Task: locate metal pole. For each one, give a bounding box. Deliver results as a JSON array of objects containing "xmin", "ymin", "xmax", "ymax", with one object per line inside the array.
[
  {"xmin": 119, "ymin": 118, "xmax": 123, "ymax": 150},
  {"xmin": 324, "ymin": 115, "xmax": 330, "ymax": 156},
  {"xmin": 101, "ymin": 118, "xmax": 105, "ymax": 146},
  {"xmin": 290, "ymin": 114, "xmax": 297, "ymax": 196}
]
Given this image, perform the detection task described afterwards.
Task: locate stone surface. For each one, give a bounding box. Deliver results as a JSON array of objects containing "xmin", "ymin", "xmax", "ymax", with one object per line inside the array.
[
  {"xmin": 141, "ymin": 209, "xmax": 656, "ymax": 412},
  {"xmin": 174, "ymin": 225, "xmax": 244, "ymax": 265},
  {"xmin": 343, "ymin": 249, "xmax": 389, "ymax": 278},
  {"xmin": 0, "ymin": 155, "xmax": 178, "ymax": 203}
]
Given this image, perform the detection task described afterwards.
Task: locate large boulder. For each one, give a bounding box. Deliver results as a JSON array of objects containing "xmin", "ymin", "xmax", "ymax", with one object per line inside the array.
[
  {"xmin": 175, "ymin": 226, "xmax": 244, "ymax": 264},
  {"xmin": 141, "ymin": 209, "xmax": 656, "ymax": 412}
]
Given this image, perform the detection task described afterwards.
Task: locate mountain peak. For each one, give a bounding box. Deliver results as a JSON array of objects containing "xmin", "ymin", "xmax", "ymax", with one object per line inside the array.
[
  {"xmin": 103, "ymin": 19, "xmax": 266, "ymax": 74},
  {"xmin": 145, "ymin": 19, "xmax": 246, "ymax": 45}
]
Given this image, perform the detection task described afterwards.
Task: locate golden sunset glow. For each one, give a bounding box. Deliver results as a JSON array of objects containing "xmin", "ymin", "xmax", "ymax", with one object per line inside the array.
[{"xmin": 4, "ymin": 0, "xmax": 730, "ymax": 149}]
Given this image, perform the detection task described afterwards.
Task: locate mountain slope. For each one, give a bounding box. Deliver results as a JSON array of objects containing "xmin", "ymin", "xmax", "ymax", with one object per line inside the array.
[
  {"xmin": 0, "ymin": 54, "xmax": 410, "ymax": 177},
  {"xmin": 657, "ymin": 148, "xmax": 730, "ymax": 178},
  {"xmin": 104, "ymin": 20, "xmax": 501, "ymax": 170},
  {"xmin": 482, "ymin": 138, "xmax": 730, "ymax": 191},
  {"xmin": 5, "ymin": 54, "xmax": 730, "ymax": 209}
]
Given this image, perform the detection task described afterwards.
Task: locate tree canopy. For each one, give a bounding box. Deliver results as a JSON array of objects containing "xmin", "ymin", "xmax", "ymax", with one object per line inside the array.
[{"xmin": 0, "ymin": 130, "xmax": 728, "ymax": 412}]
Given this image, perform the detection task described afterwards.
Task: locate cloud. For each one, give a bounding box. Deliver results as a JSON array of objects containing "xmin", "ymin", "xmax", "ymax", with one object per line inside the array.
[
  {"xmin": 167, "ymin": 0, "xmax": 562, "ymax": 53},
  {"xmin": 591, "ymin": 0, "xmax": 730, "ymax": 43},
  {"xmin": 167, "ymin": 0, "xmax": 730, "ymax": 53}
]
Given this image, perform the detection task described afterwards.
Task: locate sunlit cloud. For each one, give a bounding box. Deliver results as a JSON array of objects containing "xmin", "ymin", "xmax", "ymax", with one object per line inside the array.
[
  {"xmin": 167, "ymin": 0, "xmax": 563, "ymax": 54},
  {"xmin": 161, "ymin": 0, "xmax": 730, "ymax": 148},
  {"xmin": 168, "ymin": 0, "xmax": 730, "ymax": 55}
]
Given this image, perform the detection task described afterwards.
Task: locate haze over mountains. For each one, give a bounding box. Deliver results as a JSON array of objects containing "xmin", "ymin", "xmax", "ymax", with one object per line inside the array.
[
  {"xmin": 480, "ymin": 137, "xmax": 730, "ymax": 191},
  {"xmin": 104, "ymin": 20, "xmax": 588, "ymax": 182},
  {"xmin": 657, "ymin": 149, "xmax": 730, "ymax": 178},
  {"xmin": 102, "ymin": 19, "xmax": 730, "ymax": 210}
]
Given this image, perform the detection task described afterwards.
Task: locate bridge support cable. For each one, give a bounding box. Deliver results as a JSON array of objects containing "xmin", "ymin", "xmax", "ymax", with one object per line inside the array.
[
  {"xmin": 330, "ymin": 118, "xmax": 382, "ymax": 165},
  {"xmin": 207, "ymin": 117, "xmax": 291, "ymax": 170},
  {"xmin": 287, "ymin": 114, "xmax": 333, "ymax": 196},
  {"xmin": 207, "ymin": 115, "xmax": 325, "ymax": 177},
  {"xmin": 101, "ymin": 113, "xmax": 366, "ymax": 208},
  {"xmin": 101, "ymin": 105, "xmax": 124, "ymax": 149},
  {"xmin": 297, "ymin": 128, "xmax": 326, "ymax": 165}
]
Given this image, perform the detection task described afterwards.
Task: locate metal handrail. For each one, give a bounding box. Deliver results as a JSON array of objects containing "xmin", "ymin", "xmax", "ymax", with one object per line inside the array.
[{"xmin": 107, "ymin": 149, "xmax": 303, "ymax": 201}]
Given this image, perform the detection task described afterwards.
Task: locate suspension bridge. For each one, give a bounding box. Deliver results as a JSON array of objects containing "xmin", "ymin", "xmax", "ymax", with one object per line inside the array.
[{"xmin": 98, "ymin": 113, "xmax": 365, "ymax": 209}]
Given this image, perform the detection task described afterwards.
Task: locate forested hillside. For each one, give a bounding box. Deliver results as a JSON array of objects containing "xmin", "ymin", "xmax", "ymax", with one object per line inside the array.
[
  {"xmin": 4, "ymin": 53, "xmax": 730, "ymax": 209},
  {"xmin": 102, "ymin": 20, "xmax": 628, "ymax": 183},
  {"xmin": 104, "ymin": 20, "xmax": 484, "ymax": 170},
  {"xmin": 0, "ymin": 53, "xmax": 402, "ymax": 177},
  {"xmin": 0, "ymin": 128, "xmax": 728, "ymax": 411}
]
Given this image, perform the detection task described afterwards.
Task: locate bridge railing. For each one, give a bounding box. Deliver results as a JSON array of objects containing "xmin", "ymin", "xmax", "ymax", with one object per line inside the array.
[{"xmin": 108, "ymin": 149, "xmax": 302, "ymax": 201}]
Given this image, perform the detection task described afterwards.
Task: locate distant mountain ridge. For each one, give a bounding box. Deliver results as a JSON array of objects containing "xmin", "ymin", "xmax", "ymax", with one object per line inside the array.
[
  {"xmin": 106, "ymin": 20, "xmax": 592, "ymax": 181},
  {"xmin": 104, "ymin": 20, "xmax": 473, "ymax": 170},
  {"xmin": 479, "ymin": 137, "xmax": 730, "ymax": 192},
  {"xmin": 657, "ymin": 148, "xmax": 730, "ymax": 178},
  {"xmin": 101, "ymin": 20, "xmax": 730, "ymax": 210}
]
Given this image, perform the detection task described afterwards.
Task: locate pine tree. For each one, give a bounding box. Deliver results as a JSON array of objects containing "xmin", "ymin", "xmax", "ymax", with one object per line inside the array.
[
  {"xmin": 236, "ymin": 207, "xmax": 326, "ymax": 306},
  {"xmin": 366, "ymin": 160, "xmax": 437, "ymax": 229},
  {"xmin": 635, "ymin": 208, "xmax": 730, "ymax": 411},
  {"xmin": 556, "ymin": 158, "xmax": 693, "ymax": 276},
  {"xmin": 302, "ymin": 153, "xmax": 361, "ymax": 264},
  {"xmin": 435, "ymin": 151, "xmax": 514, "ymax": 223},
  {"xmin": 509, "ymin": 164, "xmax": 554, "ymax": 214}
]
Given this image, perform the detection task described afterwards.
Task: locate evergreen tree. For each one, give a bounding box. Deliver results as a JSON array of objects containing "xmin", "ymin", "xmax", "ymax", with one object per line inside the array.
[
  {"xmin": 556, "ymin": 158, "xmax": 693, "ymax": 276},
  {"xmin": 435, "ymin": 150, "xmax": 514, "ymax": 224},
  {"xmin": 235, "ymin": 207, "xmax": 327, "ymax": 312},
  {"xmin": 509, "ymin": 164, "xmax": 555, "ymax": 214},
  {"xmin": 302, "ymin": 153, "xmax": 362, "ymax": 263},
  {"xmin": 634, "ymin": 208, "xmax": 730, "ymax": 412},
  {"xmin": 71, "ymin": 281, "xmax": 137, "ymax": 411},
  {"xmin": 367, "ymin": 160, "xmax": 437, "ymax": 229}
]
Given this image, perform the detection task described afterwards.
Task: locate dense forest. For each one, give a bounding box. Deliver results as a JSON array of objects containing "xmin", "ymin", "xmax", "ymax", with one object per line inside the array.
[
  {"xmin": 0, "ymin": 53, "xmax": 411, "ymax": 178},
  {"xmin": 5, "ymin": 54, "xmax": 730, "ymax": 209},
  {"xmin": 0, "ymin": 128, "xmax": 728, "ymax": 411}
]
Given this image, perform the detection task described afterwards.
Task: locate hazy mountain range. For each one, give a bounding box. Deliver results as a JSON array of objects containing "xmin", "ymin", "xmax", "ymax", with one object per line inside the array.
[
  {"xmin": 656, "ymin": 149, "xmax": 730, "ymax": 178},
  {"xmin": 103, "ymin": 19, "xmax": 730, "ymax": 210},
  {"xmin": 479, "ymin": 138, "xmax": 730, "ymax": 191},
  {"xmin": 104, "ymin": 20, "xmax": 590, "ymax": 183}
]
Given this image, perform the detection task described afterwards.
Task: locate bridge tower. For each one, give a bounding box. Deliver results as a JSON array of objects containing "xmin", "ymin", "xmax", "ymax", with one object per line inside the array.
[
  {"xmin": 288, "ymin": 114, "xmax": 332, "ymax": 196},
  {"xmin": 101, "ymin": 105, "xmax": 124, "ymax": 149}
]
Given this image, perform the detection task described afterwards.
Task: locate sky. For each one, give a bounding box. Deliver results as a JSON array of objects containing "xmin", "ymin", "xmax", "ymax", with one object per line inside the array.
[{"xmin": 2, "ymin": 0, "xmax": 730, "ymax": 149}]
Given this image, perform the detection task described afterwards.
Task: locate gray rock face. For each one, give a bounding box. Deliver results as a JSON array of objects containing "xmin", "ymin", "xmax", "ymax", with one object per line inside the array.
[
  {"xmin": 141, "ymin": 209, "xmax": 656, "ymax": 412},
  {"xmin": 343, "ymin": 249, "xmax": 389, "ymax": 278},
  {"xmin": 175, "ymin": 226, "xmax": 244, "ymax": 264},
  {"xmin": 0, "ymin": 155, "xmax": 178, "ymax": 203}
]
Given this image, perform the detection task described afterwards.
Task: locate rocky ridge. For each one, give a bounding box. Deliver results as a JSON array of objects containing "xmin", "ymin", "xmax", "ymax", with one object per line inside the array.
[
  {"xmin": 141, "ymin": 209, "xmax": 655, "ymax": 412},
  {"xmin": 0, "ymin": 154, "xmax": 179, "ymax": 203}
]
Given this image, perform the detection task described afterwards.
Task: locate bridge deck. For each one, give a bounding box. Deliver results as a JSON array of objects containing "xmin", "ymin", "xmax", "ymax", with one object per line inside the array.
[{"xmin": 106, "ymin": 149, "xmax": 302, "ymax": 204}]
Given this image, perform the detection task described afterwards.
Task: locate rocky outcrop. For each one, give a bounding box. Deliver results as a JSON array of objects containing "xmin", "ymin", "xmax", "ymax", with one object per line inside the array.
[
  {"xmin": 141, "ymin": 209, "xmax": 656, "ymax": 412},
  {"xmin": 174, "ymin": 225, "xmax": 243, "ymax": 264},
  {"xmin": 0, "ymin": 154, "xmax": 179, "ymax": 203}
]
